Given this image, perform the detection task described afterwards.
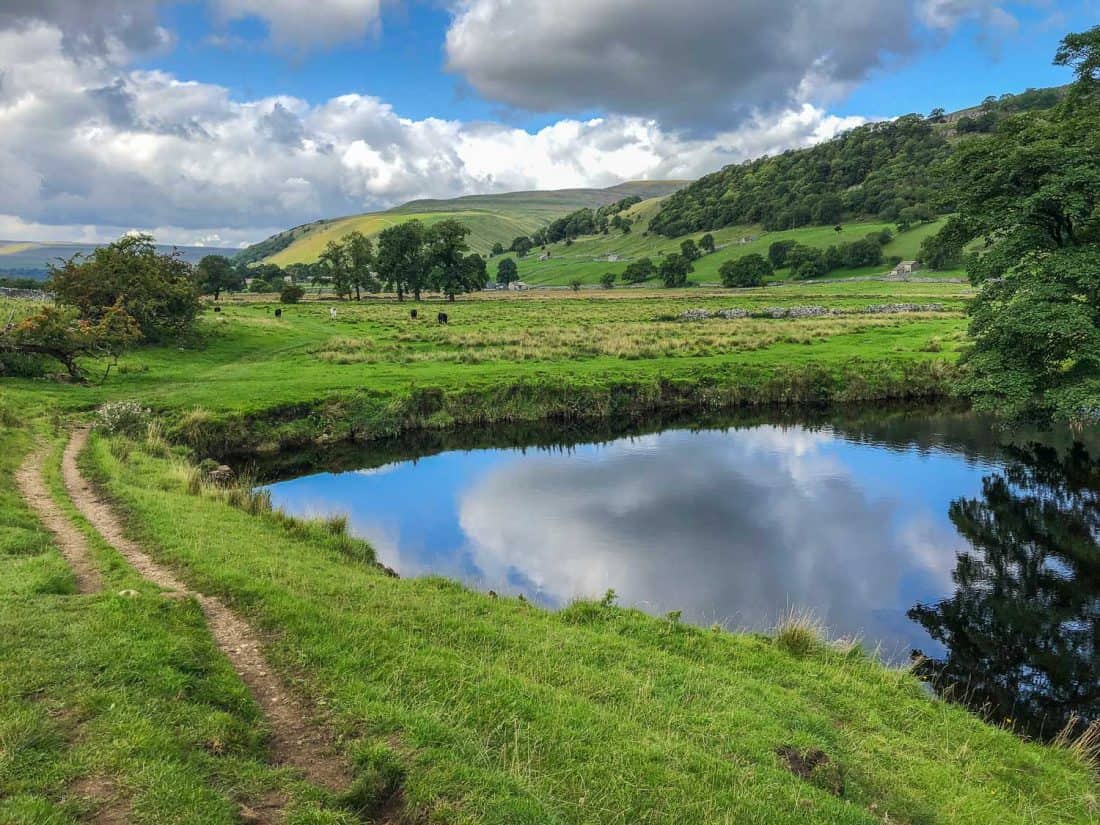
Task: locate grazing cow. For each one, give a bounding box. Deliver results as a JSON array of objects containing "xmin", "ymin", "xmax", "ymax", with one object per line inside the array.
[
  {"xmin": 213, "ymin": 306, "xmax": 221, "ymax": 313},
  {"xmin": 410, "ymin": 309, "xmax": 418, "ymax": 320},
  {"xmin": 274, "ymin": 308, "xmax": 282, "ymax": 318},
  {"xmin": 437, "ymin": 312, "xmax": 448, "ymax": 325},
  {"xmin": 329, "ymin": 307, "xmax": 337, "ymax": 320}
]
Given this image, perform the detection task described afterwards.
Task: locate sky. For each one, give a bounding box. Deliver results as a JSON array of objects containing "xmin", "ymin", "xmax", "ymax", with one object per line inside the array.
[{"xmin": 0, "ymin": 0, "xmax": 1091, "ymax": 247}]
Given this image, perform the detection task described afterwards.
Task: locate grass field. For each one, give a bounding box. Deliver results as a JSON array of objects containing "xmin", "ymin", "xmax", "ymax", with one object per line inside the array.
[
  {"xmin": 2, "ymin": 280, "xmax": 970, "ymax": 451},
  {"xmin": 491, "ymin": 219, "xmax": 955, "ymax": 287},
  {"xmin": 4, "ymin": 280, "xmax": 1097, "ymax": 823}
]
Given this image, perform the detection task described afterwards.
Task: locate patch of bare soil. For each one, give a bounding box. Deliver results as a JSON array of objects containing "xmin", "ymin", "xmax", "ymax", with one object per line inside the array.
[
  {"xmin": 776, "ymin": 745, "xmax": 844, "ymax": 797},
  {"xmin": 16, "ymin": 446, "xmax": 103, "ymax": 593},
  {"xmin": 68, "ymin": 775, "xmax": 131, "ymax": 824},
  {"xmin": 60, "ymin": 428, "xmax": 353, "ymax": 800}
]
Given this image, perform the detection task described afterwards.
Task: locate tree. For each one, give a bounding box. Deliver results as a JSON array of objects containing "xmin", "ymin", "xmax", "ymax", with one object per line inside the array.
[
  {"xmin": 720, "ymin": 254, "xmax": 772, "ymax": 288},
  {"xmin": 48, "ymin": 234, "xmax": 199, "ymax": 342},
  {"xmin": 280, "ymin": 283, "xmax": 305, "ymax": 304},
  {"xmin": 0, "ymin": 303, "xmax": 140, "ymax": 381},
  {"xmin": 786, "ymin": 245, "xmax": 828, "ymax": 280},
  {"xmin": 680, "ymin": 239, "xmax": 700, "ymax": 262},
  {"xmin": 490, "ymin": 242, "xmax": 505, "ymax": 257},
  {"xmin": 908, "ymin": 443, "xmax": 1100, "ymax": 742},
  {"xmin": 939, "ymin": 29, "xmax": 1100, "ymax": 426},
  {"xmin": 1054, "ymin": 24, "xmax": 1100, "ymax": 85},
  {"xmin": 620, "ymin": 258, "xmax": 656, "ymax": 284},
  {"xmin": 319, "ymin": 239, "xmax": 353, "ymax": 299},
  {"xmin": 342, "ymin": 231, "xmax": 377, "ymax": 300},
  {"xmin": 659, "ymin": 253, "xmax": 692, "ymax": 288},
  {"xmin": 375, "ymin": 220, "xmax": 427, "ymax": 301},
  {"xmin": 600, "ymin": 272, "xmax": 615, "ymax": 289},
  {"xmin": 496, "ymin": 257, "xmax": 519, "ymax": 286},
  {"xmin": 768, "ymin": 240, "xmax": 797, "ymax": 268},
  {"xmin": 812, "ymin": 194, "xmax": 844, "ymax": 225},
  {"xmin": 699, "ymin": 233, "xmax": 715, "ymax": 254},
  {"xmin": 510, "ymin": 236, "xmax": 534, "ymax": 257},
  {"xmin": 570, "ymin": 278, "xmax": 582, "ymax": 291},
  {"xmin": 196, "ymin": 255, "xmax": 241, "ymax": 301},
  {"xmin": 918, "ymin": 217, "xmax": 967, "ymax": 270},
  {"xmin": 428, "ymin": 220, "xmax": 472, "ymax": 301}
]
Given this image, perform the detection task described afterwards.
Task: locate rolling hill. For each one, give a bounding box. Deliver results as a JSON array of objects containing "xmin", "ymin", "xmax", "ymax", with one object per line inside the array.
[
  {"xmin": 236, "ymin": 181, "xmax": 687, "ymax": 266},
  {"xmin": 0, "ymin": 239, "xmax": 240, "ymax": 279}
]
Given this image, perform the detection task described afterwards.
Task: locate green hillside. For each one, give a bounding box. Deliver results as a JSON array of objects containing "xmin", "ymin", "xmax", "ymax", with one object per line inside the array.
[
  {"xmin": 490, "ymin": 215, "xmax": 950, "ymax": 287},
  {"xmin": 240, "ymin": 181, "xmax": 687, "ymax": 266}
]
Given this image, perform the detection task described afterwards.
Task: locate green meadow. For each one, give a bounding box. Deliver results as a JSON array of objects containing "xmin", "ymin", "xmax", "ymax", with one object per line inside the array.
[{"xmin": 2, "ymin": 279, "xmax": 1097, "ymax": 823}]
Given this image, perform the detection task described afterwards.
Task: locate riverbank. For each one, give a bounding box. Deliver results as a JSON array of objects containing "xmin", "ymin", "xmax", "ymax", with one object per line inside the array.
[{"xmin": 3, "ymin": 286, "xmax": 1097, "ymax": 822}]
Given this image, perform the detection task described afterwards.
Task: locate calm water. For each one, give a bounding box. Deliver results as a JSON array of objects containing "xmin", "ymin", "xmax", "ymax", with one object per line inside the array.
[{"xmin": 263, "ymin": 410, "xmax": 1099, "ymax": 739}]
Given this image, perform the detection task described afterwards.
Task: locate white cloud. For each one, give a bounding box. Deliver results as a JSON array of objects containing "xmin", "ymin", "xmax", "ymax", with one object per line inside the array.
[
  {"xmin": 209, "ymin": 0, "xmax": 386, "ymax": 50},
  {"xmin": 0, "ymin": 20, "xmax": 864, "ymax": 245},
  {"xmin": 445, "ymin": 0, "xmax": 918, "ymax": 129}
]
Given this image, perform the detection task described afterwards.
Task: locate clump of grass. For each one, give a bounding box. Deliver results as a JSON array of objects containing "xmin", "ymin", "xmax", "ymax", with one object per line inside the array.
[
  {"xmin": 773, "ymin": 608, "xmax": 826, "ymax": 656},
  {"xmin": 1054, "ymin": 716, "xmax": 1100, "ymax": 765},
  {"xmin": 323, "ymin": 512, "xmax": 349, "ymax": 536}
]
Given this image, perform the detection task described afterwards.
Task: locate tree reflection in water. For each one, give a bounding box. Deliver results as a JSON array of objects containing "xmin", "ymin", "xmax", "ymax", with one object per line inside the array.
[{"xmin": 909, "ymin": 442, "xmax": 1100, "ymax": 741}]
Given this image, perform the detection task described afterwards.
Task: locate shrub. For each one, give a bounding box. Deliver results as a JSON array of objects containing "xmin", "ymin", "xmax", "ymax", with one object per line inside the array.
[
  {"xmin": 280, "ymin": 283, "xmax": 305, "ymax": 303},
  {"xmin": 96, "ymin": 400, "xmax": 151, "ymax": 436},
  {"xmin": 600, "ymin": 272, "xmax": 616, "ymax": 289}
]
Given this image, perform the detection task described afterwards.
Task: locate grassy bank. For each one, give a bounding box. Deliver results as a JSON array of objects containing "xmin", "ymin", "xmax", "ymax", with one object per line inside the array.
[
  {"xmin": 0, "ymin": 424, "xmax": 358, "ymax": 824},
  {"xmin": 2, "ymin": 283, "xmax": 969, "ymax": 455},
  {"xmin": 65, "ymin": 427, "xmax": 1097, "ymax": 823}
]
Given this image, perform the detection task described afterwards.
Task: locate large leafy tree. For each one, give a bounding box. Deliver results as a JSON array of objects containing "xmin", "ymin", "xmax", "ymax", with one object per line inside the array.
[
  {"xmin": 941, "ymin": 27, "xmax": 1100, "ymax": 427},
  {"xmin": 196, "ymin": 254, "xmax": 242, "ymax": 301},
  {"xmin": 427, "ymin": 220, "xmax": 486, "ymax": 301},
  {"xmin": 658, "ymin": 253, "xmax": 692, "ymax": 288},
  {"xmin": 496, "ymin": 257, "xmax": 519, "ymax": 286},
  {"xmin": 720, "ymin": 254, "xmax": 772, "ymax": 288},
  {"xmin": 0, "ymin": 303, "xmax": 140, "ymax": 381},
  {"xmin": 375, "ymin": 220, "xmax": 427, "ymax": 301},
  {"xmin": 48, "ymin": 234, "xmax": 200, "ymax": 342}
]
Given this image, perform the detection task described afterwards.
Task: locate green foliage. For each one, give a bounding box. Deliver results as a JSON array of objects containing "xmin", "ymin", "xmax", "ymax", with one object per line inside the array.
[
  {"xmin": 195, "ymin": 255, "xmax": 241, "ymax": 301},
  {"xmin": 650, "ymin": 116, "xmax": 951, "ymax": 236},
  {"xmin": 1054, "ymin": 25, "xmax": 1100, "ymax": 84},
  {"xmin": 720, "ymin": 254, "xmax": 773, "ymax": 288},
  {"xmin": 680, "ymin": 238, "xmax": 701, "ymax": 262},
  {"xmin": 376, "ymin": 220, "xmax": 428, "ymax": 301},
  {"xmin": 620, "ymin": 257, "xmax": 656, "ymax": 284},
  {"xmin": 943, "ymin": 33, "xmax": 1100, "ymax": 426},
  {"xmin": 428, "ymin": 220, "xmax": 487, "ymax": 300},
  {"xmin": 280, "ymin": 283, "xmax": 305, "ymax": 304},
  {"xmin": 599, "ymin": 272, "xmax": 616, "ymax": 289},
  {"xmin": 787, "ymin": 245, "xmax": 828, "ymax": 280},
  {"xmin": 768, "ymin": 240, "xmax": 797, "ymax": 268},
  {"xmin": 319, "ymin": 231, "xmax": 377, "ymax": 300},
  {"xmin": 510, "ymin": 236, "xmax": 534, "ymax": 256},
  {"xmin": 659, "ymin": 253, "xmax": 693, "ymax": 287},
  {"xmin": 496, "ymin": 257, "xmax": 519, "ymax": 286},
  {"xmin": 699, "ymin": 233, "xmax": 716, "ymax": 254},
  {"xmin": 0, "ymin": 304, "xmax": 140, "ymax": 380},
  {"xmin": 48, "ymin": 234, "xmax": 200, "ymax": 342},
  {"xmin": 570, "ymin": 278, "xmax": 582, "ymax": 291}
]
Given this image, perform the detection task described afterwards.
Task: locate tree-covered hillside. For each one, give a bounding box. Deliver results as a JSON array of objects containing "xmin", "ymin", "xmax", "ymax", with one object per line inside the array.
[
  {"xmin": 648, "ymin": 88, "xmax": 1066, "ymax": 239},
  {"xmin": 649, "ymin": 116, "xmax": 952, "ymax": 237}
]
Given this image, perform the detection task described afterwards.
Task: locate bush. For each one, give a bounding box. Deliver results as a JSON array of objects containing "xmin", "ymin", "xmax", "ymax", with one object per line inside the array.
[
  {"xmin": 280, "ymin": 283, "xmax": 305, "ymax": 303},
  {"xmin": 600, "ymin": 272, "xmax": 616, "ymax": 289},
  {"xmin": 720, "ymin": 254, "xmax": 773, "ymax": 288},
  {"xmin": 570, "ymin": 279, "xmax": 582, "ymax": 291},
  {"xmin": 96, "ymin": 400, "xmax": 151, "ymax": 436}
]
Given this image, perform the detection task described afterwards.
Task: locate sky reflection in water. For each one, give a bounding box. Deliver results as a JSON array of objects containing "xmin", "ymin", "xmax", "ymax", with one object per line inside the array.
[{"xmin": 265, "ymin": 424, "xmax": 1002, "ymax": 661}]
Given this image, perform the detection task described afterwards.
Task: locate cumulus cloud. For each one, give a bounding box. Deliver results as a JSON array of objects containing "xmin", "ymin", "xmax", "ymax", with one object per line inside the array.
[
  {"xmin": 445, "ymin": 0, "xmax": 921, "ymax": 129},
  {"xmin": 0, "ymin": 20, "xmax": 864, "ymax": 244},
  {"xmin": 0, "ymin": 0, "xmax": 169, "ymax": 55},
  {"xmin": 209, "ymin": 0, "xmax": 386, "ymax": 51}
]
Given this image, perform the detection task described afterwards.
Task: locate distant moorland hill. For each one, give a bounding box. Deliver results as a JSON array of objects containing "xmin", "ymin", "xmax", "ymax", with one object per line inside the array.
[
  {"xmin": 236, "ymin": 180, "xmax": 688, "ymax": 266},
  {"xmin": 0, "ymin": 240, "xmax": 240, "ymax": 280}
]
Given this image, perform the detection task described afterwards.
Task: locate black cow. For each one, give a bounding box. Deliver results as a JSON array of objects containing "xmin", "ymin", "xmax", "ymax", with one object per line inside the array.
[
  {"xmin": 213, "ymin": 306, "xmax": 221, "ymax": 313},
  {"xmin": 274, "ymin": 308, "xmax": 283, "ymax": 318},
  {"xmin": 437, "ymin": 312, "xmax": 448, "ymax": 325},
  {"xmin": 410, "ymin": 308, "xmax": 418, "ymax": 319}
]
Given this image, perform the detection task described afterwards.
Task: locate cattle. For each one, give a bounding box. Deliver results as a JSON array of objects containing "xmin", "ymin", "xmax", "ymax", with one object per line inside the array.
[
  {"xmin": 329, "ymin": 307, "xmax": 337, "ymax": 320},
  {"xmin": 274, "ymin": 308, "xmax": 282, "ymax": 318},
  {"xmin": 410, "ymin": 308, "xmax": 418, "ymax": 320},
  {"xmin": 213, "ymin": 306, "xmax": 221, "ymax": 313},
  {"xmin": 437, "ymin": 312, "xmax": 448, "ymax": 325}
]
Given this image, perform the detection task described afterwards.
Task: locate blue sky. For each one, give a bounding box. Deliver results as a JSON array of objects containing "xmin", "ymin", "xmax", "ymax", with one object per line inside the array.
[{"xmin": 0, "ymin": 1, "xmax": 1090, "ymax": 245}]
